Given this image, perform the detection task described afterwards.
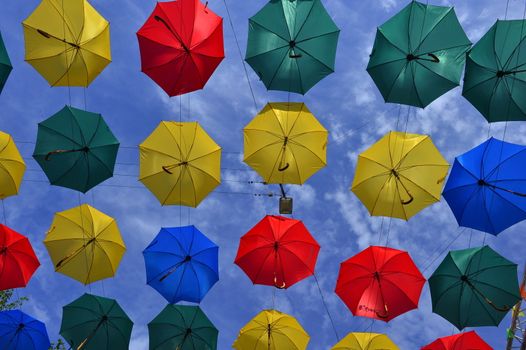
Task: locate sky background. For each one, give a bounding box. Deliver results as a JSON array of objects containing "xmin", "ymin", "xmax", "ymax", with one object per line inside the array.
[{"xmin": 1, "ymin": 0, "xmax": 526, "ymax": 348}]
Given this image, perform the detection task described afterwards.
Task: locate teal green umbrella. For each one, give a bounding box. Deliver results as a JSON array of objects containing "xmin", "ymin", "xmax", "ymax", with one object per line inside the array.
[
  {"xmin": 463, "ymin": 20, "xmax": 526, "ymax": 122},
  {"xmin": 148, "ymin": 304, "xmax": 218, "ymax": 350},
  {"xmin": 33, "ymin": 105, "xmax": 119, "ymax": 193},
  {"xmin": 245, "ymin": 0, "xmax": 340, "ymax": 94},
  {"xmin": 429, "ymin": 246, "xmax": 521, "ymax": 330},
  {"xmin": 60, "ymin": 293, "xmax": 133, "ymax": 350},
  {"xmin": 0, "ymin": 31, "xmax": 12, "ymax": 94},
  {"xmin": 367, "ymin": 1, "xmax": 471, "ymax": 108}
]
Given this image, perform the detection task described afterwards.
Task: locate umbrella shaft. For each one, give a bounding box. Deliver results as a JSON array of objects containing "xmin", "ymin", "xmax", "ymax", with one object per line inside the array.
[
  {"xmin": 154, "ymin": 16, "xmax": 190, "ymax": 52},
  {"xmin": 37, "ymin": 29, "xmax": 80, "ymax": 49}
]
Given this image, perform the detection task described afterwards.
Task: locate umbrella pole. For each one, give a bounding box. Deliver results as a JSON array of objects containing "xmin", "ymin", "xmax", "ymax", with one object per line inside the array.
[{"xmin": 76, "ymin": 316, "xmax": 107, "ymax": 350}]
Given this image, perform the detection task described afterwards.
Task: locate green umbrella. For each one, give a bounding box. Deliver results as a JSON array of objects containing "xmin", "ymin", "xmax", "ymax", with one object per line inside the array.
[
  {"xmin": 245, "ymin": 0, "xmax": 340, "ymax": 94},
  {"xmin": 33, "ymin": 105, "xmax": 119, "ymax": 193},
  {"xmin": 367, "ymin": 1, "xmax": 471, "ymax": 108},
  {"xmin": 148, "ymin": 304, "xmax": 218, "ymax": 350},
  {"xmin": 429, "ymin": 246, "xmax": 521, "ymax": 330},
  {"xmin": 463, "ymin": 20, "xmax": 526, "ymax": 122},
  {"xmin": 60, "ymin": 293, "xmax": 133, "ymax": 350},
  {"xmin": 0, "ymin": 31, "xmax": 12, "ymax": 94}
]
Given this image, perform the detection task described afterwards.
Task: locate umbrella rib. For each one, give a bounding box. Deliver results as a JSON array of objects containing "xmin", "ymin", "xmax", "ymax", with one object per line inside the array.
[
  {"xmin": 188, "ymin": 261, "xmax": 203, "ymax": 300},
  {"xmin": 397, "ymin": 172, "xmax": 443, "ymax": 201},
  {"xmin": 288, "ymin": 140, "xmax": 326, "ymax": 165},
  {"xmin": 93, "ymin": 241, "xmax": 117, "ymax": 276},
  {"xmin": 368, "ymin": 174, "xmax": 394, "ymax": 217},
  {"xmin": 296, "ymin": 46, "xmax": 335, "ymax": 72},
  {"xmin": 415, "ymin": 58, "xmax": 459, "ymax": 86},
  {"xmin": 470, "ymin": 279, "xmax": 521, "ymax": 299},
  {"xmin": 36, "ymin": 123, "xmax": 83, "ymax": 148},
  {"xmin": 0, "ymin": 163, "xmax": 19, "ymax": 194},
  {"xmin": 252, "ymin": 248, "xmax": 276, "ymax": 284},
  {"xmin": 249, "ymin": 19, "xmax": 290, "ymax": 43},
  {"xmin": 295, "ymin": 30, "xmax": 340, "ymax": 46},
  {"xmin": 410, "ymin": 60, "xmax": 425, "ymax": 107},
  {"xmin": 501, "ymin": 33, "xmax": 526, "ymax": 70},
  {"xmin": 291, "ymin": 0, "xmax": 315, "ymax": 41},
  {"xmin": 245, "ymin": 43, "xmax": 290, "ymax": 61},
  {"xmin": 266, "ymin": 49, "xmax": 291, "ymax": 90},
  {"xmin": 190, "ymin": 15, "xmax": 222, "ymax": 51},
  {"xmin": 487, "ymin": 186, "xmax": 526, "ymax": 219},
  {"xmin": 484, "ymin": 148, "xmax": 526, "ymax": 180},
  {"xmin": 392, "ymin": 136, "xmax": 428, "ymax": 169},
  {"xmin": 139, "ymin": 145, "xmax": 181, "ymax": 163},
  {"xmin": 412, "ymin": 8, "xmax": 454, "ymax": 53},
  {"xmin": 43, "ymin": 1, "xmax": 78, "ymax": 40},
  {"xmin": 462, "ymin": 61, "xmax": 499, "ymax": 95},
  {"xmin": 51, "ymin": 46, "xmax": 82, "ymax": 87}
]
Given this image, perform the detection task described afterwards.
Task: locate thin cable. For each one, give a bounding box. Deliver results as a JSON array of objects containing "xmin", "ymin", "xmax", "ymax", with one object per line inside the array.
[
  {"xmin": 422, "ymin": 228, "xmax": 466, "ymax": 273},
  {"xmin": 1, "ymin": 200, "xmax": 5, "ymax": 225},
  {"xmin": 61, "ymin": 0, "xmax": 72, "ymax": 105},
  {"xmin": 313, "ymin": 273, "xmax": 340, "ymax": 341}
]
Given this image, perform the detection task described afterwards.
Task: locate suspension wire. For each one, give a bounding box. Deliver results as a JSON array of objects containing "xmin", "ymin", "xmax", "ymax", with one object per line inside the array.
[
  {"xmin": 61, "ymin": 0, "xmax": 72, "ymax": 105},
  {"xmin": 1, "ymin": 200, "xmax": 5, "ymax": 225},
  {"xmin": 422, "ymin": 228, "xmax": 466, "ymax": 273},
  {"xmin": 313, "ymin": 273, "xmax": 340, "ymax": 341},
  {"xmin": 78, "ymin": 192, "xmax": 92, "ymax": 293}
]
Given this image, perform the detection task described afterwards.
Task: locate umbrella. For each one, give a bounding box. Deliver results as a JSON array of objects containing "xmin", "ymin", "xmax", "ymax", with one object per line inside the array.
[
  {"xmin": 0, "ymin": 310, "xmax": 50, "ymax": 350},
  {"xmin": 0, "ymin": 224, "xmax": 40, "ymax": 290},
  {"xmin": 143, "ymin": 225, "xmax": 219, "ymax": 304},
  {"xmin": 233, "ymin": 309, "xmax": 309, "ymax": 350},
  {"xmin": 44, "ymin": 204, "xmax": 126, "ymax": 285},
  {"xmin": 335, "ymin": 246, "xmax": 426, "ymax": 322},
  {"xmin": 0, "ymin": 32, "xmax": 12, "ymax": 94},
  {"xmin": 235, "ymin": 215, "xmax": 320, "ymax": 289},
  {"xmin": 32, "ymin": 105, "xmax": 120, "ymax": 193},
  {"xmin": 243, "ymin": 102, "xmax": 328, "ymax": 184},
  {"xmin": 0, "ymin": 131, "xmax": 25, "ymax": 200},
  {"xmin": 139, "ymin": 121, "xmax": 221, "ymax": 207},
  {"xmin": 421, "ymin": 331, "xmax": 491, "ymax": 350},
  {"xmin": 429, "ymin": 245, "xmax": 521, "ymax": 329},
  {"xmin": 60, "ymin": 293, "xmax": 133, "ymax": 350},
  {"xmin": 367, "ymin": 1, "xmax": 471, "ymax": 108},
  {"xmin": 443, "ymin": 137, "xmax": 526, "ymax": 235},
  {"xmin": 137, "ymin": 0, "xmax": 224, "ymax": 97},
  {"xmin": 351, "ymin": 131, "xmax": 449, "ymax": 220},
  {"xmin": 246, "ymin": 0, "xmax": 340, "ymax": 94},
  {"xmin": 463, "ymin": 20, "xmax": 526, "ymax": 122},
  {"xmin": 332, "ymin": 332, "xmax": 399, "ymax": 350},
  {"xmin": 23, "ymin": 0, "xmax": 111, "ymax": 87},
  {"xmin": 148, "ymin": 304, "xmax": 218, "ymax": 350}
]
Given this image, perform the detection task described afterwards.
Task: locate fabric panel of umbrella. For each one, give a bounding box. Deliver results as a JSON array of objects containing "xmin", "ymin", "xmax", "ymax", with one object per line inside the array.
[
  {"xmin": 0, "ymin": 131, "xmax": 26, "ymax": 200},
  {"xmin": 0, "ymin": 32, "xmax": 12, "ymax": 94},
  {"xmin": 0, "ymin": 310, "xmax": 50, "ymax": 350},
  {"xmin": 331, "ymin": 332, "xmax": 399, "ymax": 350},
  {"xmin": 421, "ymin": 331, "xmax": 492, "ymax": 350}
]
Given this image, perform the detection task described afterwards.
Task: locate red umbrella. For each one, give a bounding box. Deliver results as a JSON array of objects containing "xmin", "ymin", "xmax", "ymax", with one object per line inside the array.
[
  {"xmin": 137, "ymin": 0, "xmax": 224, "ymax": 96},
  {"xmin": 0, "ymin": 224, "xmax": 40, "ymax": 290},
  {"xmin": 421, "ymin": 331, "xmax": 492, "ymax": 350},
  {"xmin": 234, "ymin": 215, "xmax": 320, "ymax": 289},
  {"xmin": 335, "ymin": 246, "xmax": 425, "ymax": 322}
]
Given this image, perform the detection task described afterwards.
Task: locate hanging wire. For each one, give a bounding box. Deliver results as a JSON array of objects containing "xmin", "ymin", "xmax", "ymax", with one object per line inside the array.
[{"xmin": 313, "ymin": 273, "xmax": 340, "ymax": 341}]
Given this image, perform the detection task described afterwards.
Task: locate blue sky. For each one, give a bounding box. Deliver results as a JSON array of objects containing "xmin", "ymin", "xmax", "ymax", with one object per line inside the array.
[{"xmin": 1, "ymin": 0, "xmax": 526, "ymax": 348}]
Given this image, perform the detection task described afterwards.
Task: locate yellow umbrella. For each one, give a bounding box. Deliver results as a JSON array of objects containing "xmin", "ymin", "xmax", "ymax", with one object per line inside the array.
[
  {"xmin": 0, "ymin": 131, "xmax": 25, "ymax": 200},
  {"xmin": 244, "ymin": 102, "xmax": 328, "ymax": 184},
  {"xmin": 332, "ymin": 332, "xmax": 399, "ymax": 350},
  {"xmin": 351, "ymin": 131, "xmax": 449, "ymax": 220},
  {"xmin": 23, "ymin": 0, "xmax": 111, "ymax": 87},
  {"xmin": 44, "ymin": 204, "xmax": 125, "ymax": 284},
  {"xmin": 233, "ymin": 309, "xmax": 309, "ymax": 350},
  {"xmin": 139, "ymin": 121, "xmax": 221, "ymax": 207}
]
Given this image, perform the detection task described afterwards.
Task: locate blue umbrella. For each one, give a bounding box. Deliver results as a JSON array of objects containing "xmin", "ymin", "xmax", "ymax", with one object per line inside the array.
[
  {"xmin": 143, "ymin": 226, "xmax": 219, "ymax": 303},
  {"xmin": 0, "ymin": 310, "xmax": 50, "ymax": 350},
  {"xmin": 443, "ymin": 137, "xmax": 526, "ymax": 235}
]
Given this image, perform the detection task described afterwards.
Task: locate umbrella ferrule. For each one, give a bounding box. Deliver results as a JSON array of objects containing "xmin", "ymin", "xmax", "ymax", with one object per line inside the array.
[{"xmin": 0, "ymin": 246, "xmax": 6, "ymax": 255}]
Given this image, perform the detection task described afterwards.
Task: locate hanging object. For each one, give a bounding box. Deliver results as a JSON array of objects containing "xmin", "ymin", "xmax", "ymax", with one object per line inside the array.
[
  {"xmin": 60, "ymin": 293, "xmax": 133, "ymax": 350},
  {"xmin": 443, "ymin": 138, "xmax": 526, "ymax": 235},
  {"xmin": 351, "ymin": 131, "xmax": 449, "ymax": 220},
  {"xmin": 335, "ymin": 246, "xmax": 425, "ymax": 322},
  {"xmin": 332, "ymin": 332, "xmax": 399, "ymax": 350},
  {"xmin": 0, "ymin": 224, "xmax": 40, "ymax": 291},
  {"xmin": 44, "ymin": 204, "xmax": 126, "ymax": 285},
  {"xmin": 429, "ymin": 246, "xmax": 521, "ymax": 330},
  {"xmin": 233, "ymin": 309, "xmax": 309, "ymax": 350},
  {"xmin": 367, "ymin": 1, "xmax": 471, "ymax": 107},
  {"xmin": 32, "ymin": 106, "xmax": 119, "ymax": 193},
  {"xmin": 0, "ymin": 131, "xmax": 25, "ymax": 200},
  {"xmin": 235, "ymin": 215, "xmax": 320, "ymax": 289},
  {"xmin": 148, "ymin": 304, "xmax": 218, "ymax": 350},
  {"xmin": 0, "ymin": 310, "xmax": 51, "ymax": 350},
  {"xmin": 137, "ymin": 0, "xmax": 224, "ymax": 97},
  {"xmin": 0, "ymin": 32, "xmax": 12, "ymax": 94},
  {"xmin": 421, "ymin": 331, "xmax": 492, "ymax": 350},
  {"xmin": 143, "ymin": 225, "xmax": 219, "ymax": 304},
  {"xmin": 246, "ymin": 0, "xmax": 340, "ymax": 94},
  {"xmin": 22, "ymin": 0, "xmax": 111, "ymax": 87},
  {"xmin": 139, "ymin": 121, "xmax": 221, "ymax": 207}
]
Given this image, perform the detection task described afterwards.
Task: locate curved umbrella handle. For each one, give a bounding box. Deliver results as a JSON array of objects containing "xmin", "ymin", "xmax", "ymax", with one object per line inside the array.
[
  {"xmin": 162, "ymin": 165, "xmax": 173, "ymax": 174},
  {"xmin": 289, "ymin": 52, "xmax": 302, "ymax": 58},
  {"xmin": 375, "ymin": 304, "xmax": 389, "ymax": 319},
  {"xmin": 274, "ymin": 276, "xmax": 286, "ymax": 289},
  {"xmin": 484, "ymin": 296, "xmax": 511, "ymax": 312},
  {"xmin": 401, "ymin": 192, "xmax": 414, "ymax": 205},
  {"xmin": 427, "ymin": 53, "xmax": 440, "ymax": 63},
  {"xmin": 45, "ymin": 147, "xmax": 89, "ymax": 161},
  {"xmin": 278, "ymin": 163, "xmax": 289, "ymax": 172}
]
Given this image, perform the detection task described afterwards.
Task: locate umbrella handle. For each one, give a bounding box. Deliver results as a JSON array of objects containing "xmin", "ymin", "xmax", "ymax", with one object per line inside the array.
[
  {"xmin": 278, "ymin": 163, "xmax": 289, "ymax": 172},
  {"xmin": 76, "ymin": 317, "xmax": 106, "ymax": 350},
  {"xmin": 375, "ymin": 304, "xmax": 389, "ymax": 319},
  {"xmin": 274, "ymin": 275, "xmax": 286, "ymax": 289},
  {"xmin": 427, "ymin": 53, "xmax": 440, "ymax": 63},
  {"xmin": 37, "ymin": 29, "xmax": 80, "ymax": 49},
  {"xmin": 465, "ymin": 278, "xmax": 512, "ymax": 312},
  {"xmin": 400, "ymin": 193, "xmax": 414, "ymax": 205},
  {"xmin": 289, "ymin": 52, "xmax": 302, "ymax": 58},
  {"xmin": 45, "ymin": 147, "xmax": 89, "ymax": 161},
  {"xmin": 162, "ymin": 161, "xmax": 189, "ymax": 174}
]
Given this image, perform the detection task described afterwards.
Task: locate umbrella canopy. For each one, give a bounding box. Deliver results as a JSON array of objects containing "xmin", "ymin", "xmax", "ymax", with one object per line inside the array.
[
  {"xmin": 351, "ymin": 131, "xmax": 449, "ymax": 220},
  {"xmin": 33, "ymin": 105, "xmax": 119, "ymax": 193},
  {"xmin": 0, "ymin": 310, "xmax": 50, "ymax": 350},
  {"xmin": 429, "ymin": 245, "xmax": 521, "ymax": 330},
  {"xmin": 0, "ymin": 224, "xmax": 40, "ymax": 291},
  {"xmin": 23, "ymin": 0, "xmax": 111, "ymax": 87},
  {"xmin": 235, "ymin": 215, "xmax": 320, "ymax": 289},
  {"xmin": 421, "ymin": 331, "xmax": 492, "ymax": 350},
  {"xmin": 139, "ymin": 121, "xmax": 221, "ymax": 207},
  {"xmin": 0, "ymin": 131, "xmax": 25, "ymax": 200},
  {"xmin": 143, "ymin": 225, "xmax": 219, "ymax": 304},
  {"xmin": 367, "ymin": 1, "xmax": 471, "ymax": 108},
  {"xmin": 148, "ymin": 304, "xmax": 218, "ymax": 350},
  {"xmin": 137, "ymin": 0, "xmax": 224, "ymax": 97},
  {"xmin": 60, "ymin": 293, "xmax": 133, "ymax": 350},
  {"xmin": 0, "ymin": 32, "xmax": 12, "ymax": 94},
  {"xmin": 44, "ymin": 204, "xmax": 126, "ymax": 285},
  {"xmin": 243, "ymin": 102, "xmax": 328, "ymax": 184},
  {"xmin": 335, "ymin": 246, "xmax": 425, "ymax": 322},
  {"xmin": 332, "ymin": 332, "xmax": 399, "ymax": 350},
  {"xmin": 463, "ymin": 20, "xmax": 526, "ymax": 122},
  {"xmin": 443, "ymin": 137, "xmax": 526, "ymax": 235},
  {"xmin": 246, "ymin": 0, "xmax": 340, "ymax": 94},
  {"xmin": 233, "ymin": 309, "xmax": 309, "ymax": 350}
]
